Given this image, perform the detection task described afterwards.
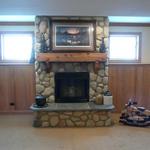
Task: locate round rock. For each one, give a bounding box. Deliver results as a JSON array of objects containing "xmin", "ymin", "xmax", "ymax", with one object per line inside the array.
[
  {"xmin": 50, "ymin": 116, "xmax": 59, "ymax": 127},
  {"xmin": 90, "ymin": 73, "xmax": 97, "ymax": 81},
  {"xmin": 36, "ymin": 84, "xmax": 45, "ymax": 94},
  {"xmin": 42, "ymin": 87, "xmax": 54, "ymax": 97}
]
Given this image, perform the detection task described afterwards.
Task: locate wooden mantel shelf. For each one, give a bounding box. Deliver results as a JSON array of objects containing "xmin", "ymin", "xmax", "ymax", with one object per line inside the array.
[{"xmin": 37, "ymin": 52, "xmax": 107, "ymax": 62}]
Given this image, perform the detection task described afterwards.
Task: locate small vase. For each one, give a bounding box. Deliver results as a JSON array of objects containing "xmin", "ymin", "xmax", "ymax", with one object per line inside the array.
[{"xmin": 99, "ymin": 37, "xmax": 106, "ymax": 53}]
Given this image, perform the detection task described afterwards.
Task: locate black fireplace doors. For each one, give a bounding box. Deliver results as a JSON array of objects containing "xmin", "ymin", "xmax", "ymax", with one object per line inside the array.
[{"xmin": 55, "ymin": 72, "xmax": 89, "ymax": 103}]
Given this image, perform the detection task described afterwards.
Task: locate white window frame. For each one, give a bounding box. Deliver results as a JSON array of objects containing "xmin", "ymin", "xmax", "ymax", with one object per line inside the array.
[{"xmin": 109, "ymin": 32, "xmax": 141, "ymax": 63}]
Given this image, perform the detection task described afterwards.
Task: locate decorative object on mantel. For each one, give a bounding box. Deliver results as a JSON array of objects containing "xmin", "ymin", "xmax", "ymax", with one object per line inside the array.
[
  {"xmin": 119, "ymin": 99, "xmax": 150, "ymax": 127},
  {"xmin": 40, "ymin": 33, "xmax": 48, "ymax": 53},
  {"xmin": 99, "ymin": 37, "xmax": 106, "ymax": 53}
]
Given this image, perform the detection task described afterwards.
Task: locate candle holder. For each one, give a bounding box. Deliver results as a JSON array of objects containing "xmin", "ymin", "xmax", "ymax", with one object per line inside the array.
[{"xmin": 99, "ymin": 37, "xmax": 106, "ymax": 53}]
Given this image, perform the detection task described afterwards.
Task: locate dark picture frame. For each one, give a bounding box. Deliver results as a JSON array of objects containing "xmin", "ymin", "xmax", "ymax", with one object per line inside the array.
[{"xmin": 52, "ymin": 21, "xmax": 95, "ymax": 51}]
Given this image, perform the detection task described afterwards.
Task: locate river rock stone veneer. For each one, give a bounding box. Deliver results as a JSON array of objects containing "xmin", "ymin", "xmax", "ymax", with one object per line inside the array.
[
  {"xmin": 33, "ymin": 111, "xmax": 112, "ymax": 127},
  {"xmin": 31, "ymin": 103, "xmax": 114, "ymax": 127}
]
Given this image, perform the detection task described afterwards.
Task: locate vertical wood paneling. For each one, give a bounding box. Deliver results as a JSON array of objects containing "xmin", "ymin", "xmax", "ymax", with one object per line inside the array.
[
  {"xmin": 109, "ymin": 65, "xmax": 136, "ymax": 112},
  {"xmin": 109, "ymin": 64, "xmax": 150, "ymax": 112},
  {"xmin": 135, "ymin": 66, "xmax": 144, "ymax": 107},
  {"xmin": 108, "ymin": 66, "xmax": 121, "ymax": 112},
  {"xmin": 143, "ymin": 66, "xmax": 150, "ymax": 109},
  {"xmin": 136, "ymin": 65, "xmax": 150, "ymax": 109},
  {"xmin": 0, "ymin": 66, "xmax": 14, "ymax": 111},
  {"xmin": 0, "ymin": 65, "xmax": 35, "ymax": 112},
  {"xmin": 13, "ymin": 66, "xmax": 35, "ymax": 111}
]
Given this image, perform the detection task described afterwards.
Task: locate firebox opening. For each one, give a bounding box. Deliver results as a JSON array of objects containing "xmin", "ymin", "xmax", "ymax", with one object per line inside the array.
[{"xmin": 55, "ymin": 72, "xmax": 89, "ymax": 103}]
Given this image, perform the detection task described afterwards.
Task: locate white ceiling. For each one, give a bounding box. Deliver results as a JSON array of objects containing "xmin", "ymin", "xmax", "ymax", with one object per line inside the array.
[{"xmin": 0, "ymin": 0, "xmax": 150, "ymax": 16}]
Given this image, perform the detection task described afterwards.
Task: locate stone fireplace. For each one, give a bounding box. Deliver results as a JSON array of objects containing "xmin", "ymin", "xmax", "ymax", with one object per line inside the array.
[{"xmin": 31, "ymin": 16, "xmax": 114, "ymax": 127}]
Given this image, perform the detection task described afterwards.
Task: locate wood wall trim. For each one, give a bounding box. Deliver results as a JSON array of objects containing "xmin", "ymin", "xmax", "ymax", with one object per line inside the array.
[
  {"xmin": 0, "ymin": 22, "xmax": 34, "ymax": 26},
  {"xmin": 110, "ymin": 22, "xmax": 150, "ymax": 27}
]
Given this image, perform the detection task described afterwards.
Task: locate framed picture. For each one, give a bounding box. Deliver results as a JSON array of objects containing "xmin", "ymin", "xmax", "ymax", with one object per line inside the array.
[{"xmin": 52, "ymin": 21, "xmax": 95, "ymax": 51}]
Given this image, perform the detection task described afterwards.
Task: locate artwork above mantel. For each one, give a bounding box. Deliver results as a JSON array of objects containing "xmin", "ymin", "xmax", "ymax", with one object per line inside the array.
[{"xmin": 51, "ymin": 21, "xmax": 95, "ymax": 51}]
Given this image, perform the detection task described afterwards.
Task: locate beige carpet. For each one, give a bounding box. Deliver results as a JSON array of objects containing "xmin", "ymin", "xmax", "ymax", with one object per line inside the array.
[{"xmin": 0, "ymin": 113, "xmax": 149, "ymax": 150}]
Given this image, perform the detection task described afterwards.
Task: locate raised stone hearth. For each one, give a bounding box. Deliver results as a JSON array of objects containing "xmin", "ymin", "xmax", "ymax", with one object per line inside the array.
[{"xmin": 31, "ymin": 103, "xmax": 114, "ymax": 127}]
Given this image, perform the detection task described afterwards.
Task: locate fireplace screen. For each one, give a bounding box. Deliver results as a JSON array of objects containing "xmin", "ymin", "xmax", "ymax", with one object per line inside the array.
[{"xmin": 55, "ymin": 72, "xmax": 89, "ymax": 103}]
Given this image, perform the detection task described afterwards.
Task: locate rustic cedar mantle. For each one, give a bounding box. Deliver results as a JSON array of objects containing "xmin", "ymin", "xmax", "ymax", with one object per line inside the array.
[
  {"xmin": 37, "ymin": 52, "xmax": 107, "ymax": 62},
  {"xmin": 36, "ymin": 52, "xmax": 107, "ymax": 72}
]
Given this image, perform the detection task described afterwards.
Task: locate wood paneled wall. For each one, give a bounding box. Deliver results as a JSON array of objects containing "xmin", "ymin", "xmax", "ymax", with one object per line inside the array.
[
  {"xmin": 109, "ymin": 64, "xmax": 150, "ymax": 112},
  {"xmin": 0, "ymin": 65, "xmax": 35, "ymax": 113}
]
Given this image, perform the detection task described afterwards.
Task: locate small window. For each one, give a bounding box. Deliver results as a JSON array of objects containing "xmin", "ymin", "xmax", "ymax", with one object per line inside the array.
[
  {"xmin": 0, "ymin": 32, "xmax": 33, "ymax": 63},
  {"xmin": 109, "ymin": 32, "xmax": 141, "ymax": 63}
]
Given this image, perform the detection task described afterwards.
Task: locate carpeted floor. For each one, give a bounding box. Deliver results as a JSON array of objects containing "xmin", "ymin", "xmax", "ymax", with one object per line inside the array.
[{"xmin": 0, "ymin": 113, "xmax": 149, "ymax": 150}]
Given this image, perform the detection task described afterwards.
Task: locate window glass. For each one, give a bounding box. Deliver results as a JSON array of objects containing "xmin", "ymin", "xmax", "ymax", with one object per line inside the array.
[
  {"xmin": 109, "ymin": 33, "xmax": 140, "ymax": 62},
  {"xmin": 1, "ymin": 33, "xmax": 33, "ymax": 62}
]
